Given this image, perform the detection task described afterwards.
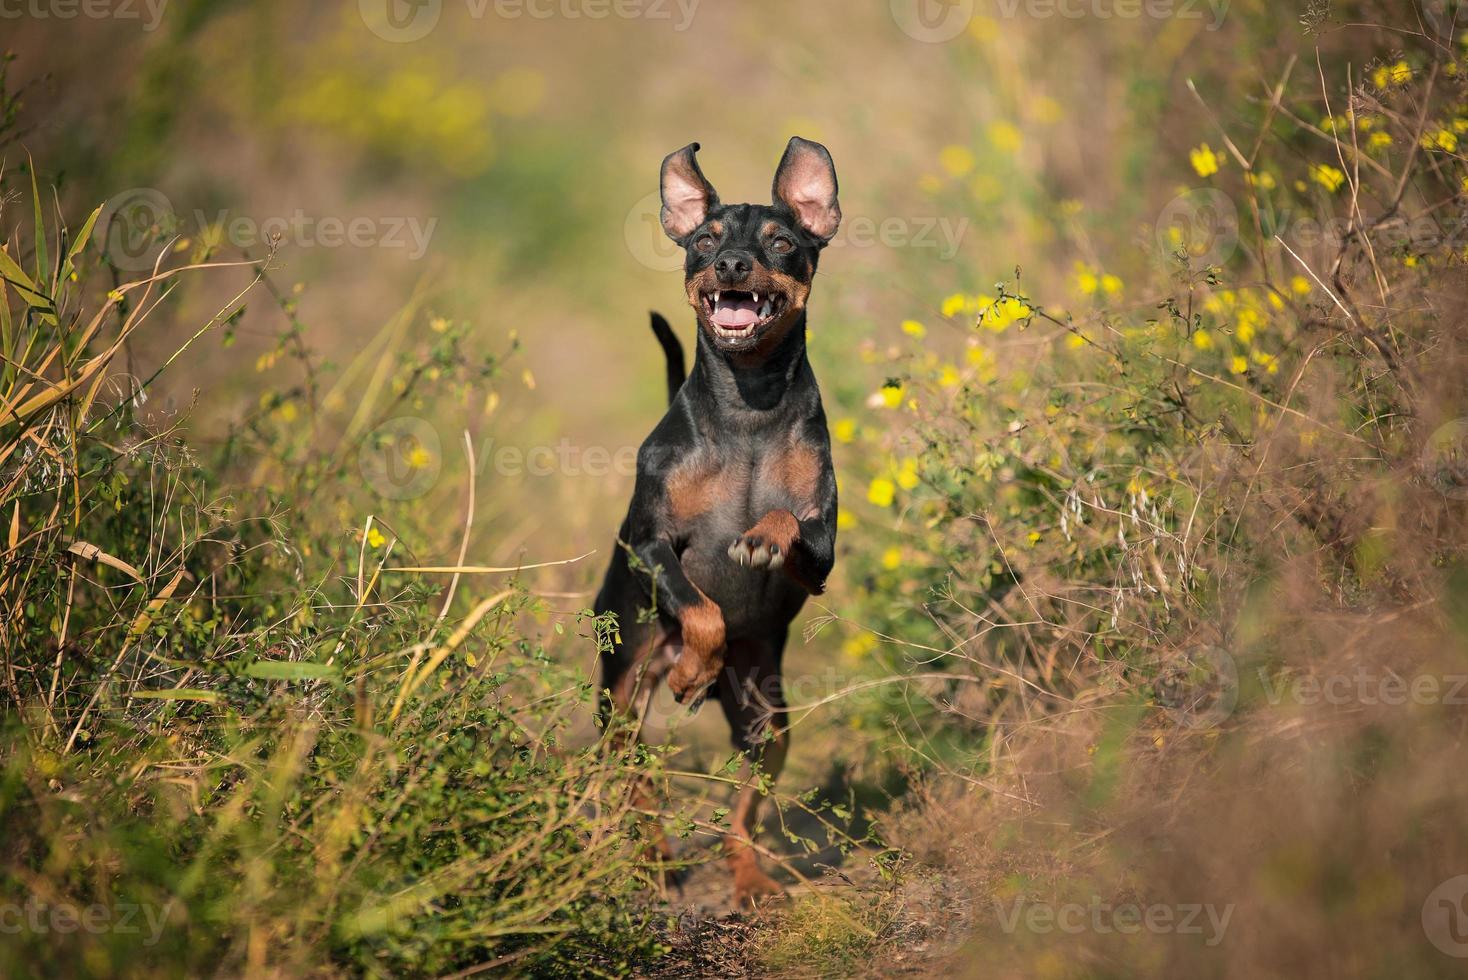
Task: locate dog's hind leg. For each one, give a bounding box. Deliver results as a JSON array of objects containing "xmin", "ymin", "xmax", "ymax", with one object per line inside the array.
[{"xmin": 716, "ymin": 635, "xmax": 790, "ymax": 909}]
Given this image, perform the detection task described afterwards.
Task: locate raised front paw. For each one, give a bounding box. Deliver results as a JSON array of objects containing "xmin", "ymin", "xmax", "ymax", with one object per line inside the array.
[
  {"xmin": 667, "ymin": 649, "xmax": 722, "ymax": 707},
  {"xmin": 667, "ymin": 600, "xmax": 725, "ymax": 706},
  {"xmin": 728, "ymin": 509, "xmax": 800, "ymax": 570}
]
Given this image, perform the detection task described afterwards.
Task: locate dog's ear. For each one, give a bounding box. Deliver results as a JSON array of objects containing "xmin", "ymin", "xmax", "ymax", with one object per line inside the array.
[
  {"xmin": 772, "ymin": 136, "xmax": 841, "ymax": 245},
  {"xmin": 660, "ymin": 142, "xmax": 719, "ymax": 242}
]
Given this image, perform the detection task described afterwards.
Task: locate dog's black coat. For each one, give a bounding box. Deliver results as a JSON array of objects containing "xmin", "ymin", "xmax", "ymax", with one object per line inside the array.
[{"xmin": 594, "ymin": 138, "xmax": 841, "ymax": 743}]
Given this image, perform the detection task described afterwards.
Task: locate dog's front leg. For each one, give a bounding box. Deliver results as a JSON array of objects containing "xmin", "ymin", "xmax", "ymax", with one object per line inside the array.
[{"xmin": 629, "ymin": 538, "xmax": 725, "ymax": 705}]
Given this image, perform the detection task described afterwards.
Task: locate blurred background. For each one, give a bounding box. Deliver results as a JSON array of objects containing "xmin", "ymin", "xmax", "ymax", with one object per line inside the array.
[{"xmin": 9, "ymin": 1, "xmax": 1468, "ymax": 975}]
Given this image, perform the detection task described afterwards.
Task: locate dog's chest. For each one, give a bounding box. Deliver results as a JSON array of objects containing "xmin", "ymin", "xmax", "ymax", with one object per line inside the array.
[{"xmin": 664, "ymin": 439, "xmax": 818, "ymax": 628}]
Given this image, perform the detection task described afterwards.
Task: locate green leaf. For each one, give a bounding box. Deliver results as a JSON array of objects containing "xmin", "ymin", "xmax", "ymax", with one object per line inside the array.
[
  {"xmin": 130, "ymin": 689, "xmax": 222, "ymax": 703},
  {"xmin": 245, "ymin": 660, "xmax": 340, "ymax": 682},
  {"xmin": 60, "ymin": 204, "xmax": 102, "ymax": 286},
  {"xmin": 0, "ymin": 244, "xmax": 53, "ymax": 313},
  {"xmin": 29, "ymin": 158, "xmax": 48, "ymax": 286}
]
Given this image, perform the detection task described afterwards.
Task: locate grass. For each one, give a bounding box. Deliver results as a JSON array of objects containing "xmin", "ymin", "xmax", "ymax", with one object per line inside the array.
[{"xmin": 5, "ymin": 2, "xmax": 1468, "ymax": 977}]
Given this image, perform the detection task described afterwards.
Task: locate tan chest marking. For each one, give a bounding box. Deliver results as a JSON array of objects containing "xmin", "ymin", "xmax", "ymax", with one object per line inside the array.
[
  {"xmin": 667, "ymin": 457, "xmax": 743, "ymax": 524},
  {"xmin": 762, "ymin": 441, "xmax": 822, "ymax": 517}
]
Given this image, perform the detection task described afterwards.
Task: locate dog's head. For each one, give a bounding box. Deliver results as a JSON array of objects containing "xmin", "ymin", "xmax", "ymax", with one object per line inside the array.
[{"xmin": 658, "ymin": 137, "xmax": 840, "ymax": 354}]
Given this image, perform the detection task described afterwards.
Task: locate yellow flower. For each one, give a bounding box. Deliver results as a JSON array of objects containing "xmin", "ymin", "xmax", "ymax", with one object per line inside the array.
[
  {"xmin": 1310, "ymin": 163, "xmax": 1346, "ymax": 192},
  {"xmin": 837, "ymin": 508, "xmax": 856, "ymax": 530},
  {"xmin": 1251, "ymin": 349, "xmax": 1279, "ymax": 374},
  {"xmin": 1367, "ymin": 131, "xmax": 1393, "ymax": 150},
  {"xmin": 842, "ymin": 632, "xmax": 877, "ymax": 659},
  {"xmin": 901, "ymin": 318, "xmax": 927, "ymax": 339},
  {"xmin": 1421, "ymin": 127, "xmax": 1459, "ymax": 152},
  {"xmin": 881, "ymin": 547, "xmax": 902, "ymax": 570},
  {"xmin": 1065, "ymin": 333, "xmax": 1087, "ymax": 349},
  {"xmin": 407, "ymin": 445, "xmax": 432, "ymax": 470},
  {"xmin": 1189, "ymin": 143, "xmax": 1223, "ymax": 178},
  {"xmin": 1372, "ymin": 61, "xmax": 1411, "ymax": 89},
  {"xmin": 1290, "ymin": 275, "xmax": 1312, "ymax": 296},
  {"xmin": 967, "ymin": 14, "xmax": 999, "ymax": 42},
  {"xmin": 982, "ymin": 296, "xmax": 1031, "ymax": 332},
  {"xmin": 941, "ymin": 293, "xmax": 969, "ymax": 318},
  {"xmin": 1074, "ymin": 264, "xmax": 1100, "ymax": 295},
  {"xmin": 937, "ymin": 363, "xmax": 961, "ymax": 388},
  {"xmin": 366, "ymin": 527, "xmax": 387, "ymax": 549},
  {"xmin": 987, "ymin": 120, "xmax": 1022, "ymax": 154},
  {"xmin": 867, "ymin": 478, "xmax": 896, "ymax": 507},
  {"xmin": 1192, "ymin": 329, "xmax": 1214, "ymax": 351},
  {"xmin": 832, "ymin": 418, "xmax": 857, "ymax": 443},
  {"xmin": 1229, "ymin": 355, "xmax": 1249, "ymax": 375},
  {"xmin": 1026, "ymin": 531, "xmax": 1042, "ymax": 546},
  {"xmin": 1236, "ymin": 306, "xmax": 1262, "ymax": 343},
  {"xmin": 895, "ymin": 458, "xmax": 920, "ymax": 490},
  {"xmin": 1100, "ymin": 273, "xmax": 1123, "ymax": 295},
  {"xmin": 878, "ymin": 384, "xmax": 904, "ymax": 409},
  {"xmin": 1033, "ymin": 95, "xmax": 1064, "ymax": 124},
  {"xmin": 939, "ymin": 144, "xmax": 975, "ymax": 177},
  {"xmin": 430, "ymin": 315, "xmax": 450, "ymax": 333},
  {"xmin": 969, "ymin": 173, "xmax": 1003, "ymax": 203},
  {"xmin": 1246, "ymin": 171, "xmax": 1277, "ymax": 190}
]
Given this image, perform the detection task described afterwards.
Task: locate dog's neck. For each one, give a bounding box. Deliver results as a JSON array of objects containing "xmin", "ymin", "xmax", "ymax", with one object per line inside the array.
[{"xmin": 689, "ymin": 312, "xmax": 812, "ymax": 416}]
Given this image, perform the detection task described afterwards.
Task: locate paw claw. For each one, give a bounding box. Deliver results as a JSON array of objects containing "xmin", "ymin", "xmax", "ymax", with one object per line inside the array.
[{"xmin": 729, "ymin": 530, "xmax": 786, "ymax": 572}]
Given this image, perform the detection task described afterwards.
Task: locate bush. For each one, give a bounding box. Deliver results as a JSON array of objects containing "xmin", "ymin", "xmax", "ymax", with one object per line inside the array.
[{"xmin": 0, "ymin": 176, "xmax": 667, "ymax": 978}]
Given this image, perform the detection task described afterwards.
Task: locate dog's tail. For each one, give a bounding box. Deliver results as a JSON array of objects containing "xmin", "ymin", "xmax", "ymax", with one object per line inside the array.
[{"xmin": 649, "ymin": 312, "xmax": 686, "ymax": 405}]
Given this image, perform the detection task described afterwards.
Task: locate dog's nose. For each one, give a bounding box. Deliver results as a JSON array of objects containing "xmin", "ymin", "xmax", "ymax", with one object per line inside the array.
[{"xmin": 714, "ymin": 251, "xmax": 753, "ymax": 284}]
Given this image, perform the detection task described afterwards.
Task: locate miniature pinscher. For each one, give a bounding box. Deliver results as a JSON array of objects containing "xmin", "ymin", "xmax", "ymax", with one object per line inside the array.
[{"xmin": 594, "ymin": 137, "xmax": 841, "ymax": 908}]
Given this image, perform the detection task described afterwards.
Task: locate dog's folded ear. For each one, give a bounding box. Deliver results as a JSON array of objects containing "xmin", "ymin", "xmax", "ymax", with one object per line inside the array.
[
  {"xmin": 772, "ymin": 136, "xmax": 841, "ymax": 245},
  {"xmin": 660, "ymin": 142, "xmax": 719, "ymax": 243}
]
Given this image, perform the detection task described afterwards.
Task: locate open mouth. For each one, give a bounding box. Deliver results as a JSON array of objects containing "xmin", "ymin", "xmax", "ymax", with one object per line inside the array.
[{"xmin": 701, "ymin": 289, "xmax": 787, "ymax": 342}]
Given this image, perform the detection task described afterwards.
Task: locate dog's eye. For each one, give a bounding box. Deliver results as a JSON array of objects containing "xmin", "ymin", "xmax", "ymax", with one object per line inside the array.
[
  {"xmin": 694, "ymin": 234, "xmax": 716, "ymax": 252},
  {"xmin": 770, "ymin": 236, "xmax": 794, "ymax": 254}
]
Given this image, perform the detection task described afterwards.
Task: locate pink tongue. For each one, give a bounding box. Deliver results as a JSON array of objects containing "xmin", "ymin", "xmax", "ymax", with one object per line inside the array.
[{"xmin": 711, "ymin": 296, "xmax": 760, "ymax": 328}]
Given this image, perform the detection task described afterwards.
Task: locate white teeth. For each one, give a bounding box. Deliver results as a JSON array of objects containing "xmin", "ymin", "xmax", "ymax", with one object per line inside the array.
[
  {"xmin": 713, "ymin": 291, "xmax": 721, "ymax": 304},
  {"xmin": 759, "ymin": 299, "xmax": 772, "ymax": 318},
  {"xmin": 751, "ymin": 292, "xmax": 760, "ymax": 304}
]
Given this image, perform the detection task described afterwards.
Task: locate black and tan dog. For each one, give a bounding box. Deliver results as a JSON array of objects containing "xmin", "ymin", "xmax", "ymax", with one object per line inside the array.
[{"xmin": 594, "ymin": 137, "xmax": 841, "ymax": 907}]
